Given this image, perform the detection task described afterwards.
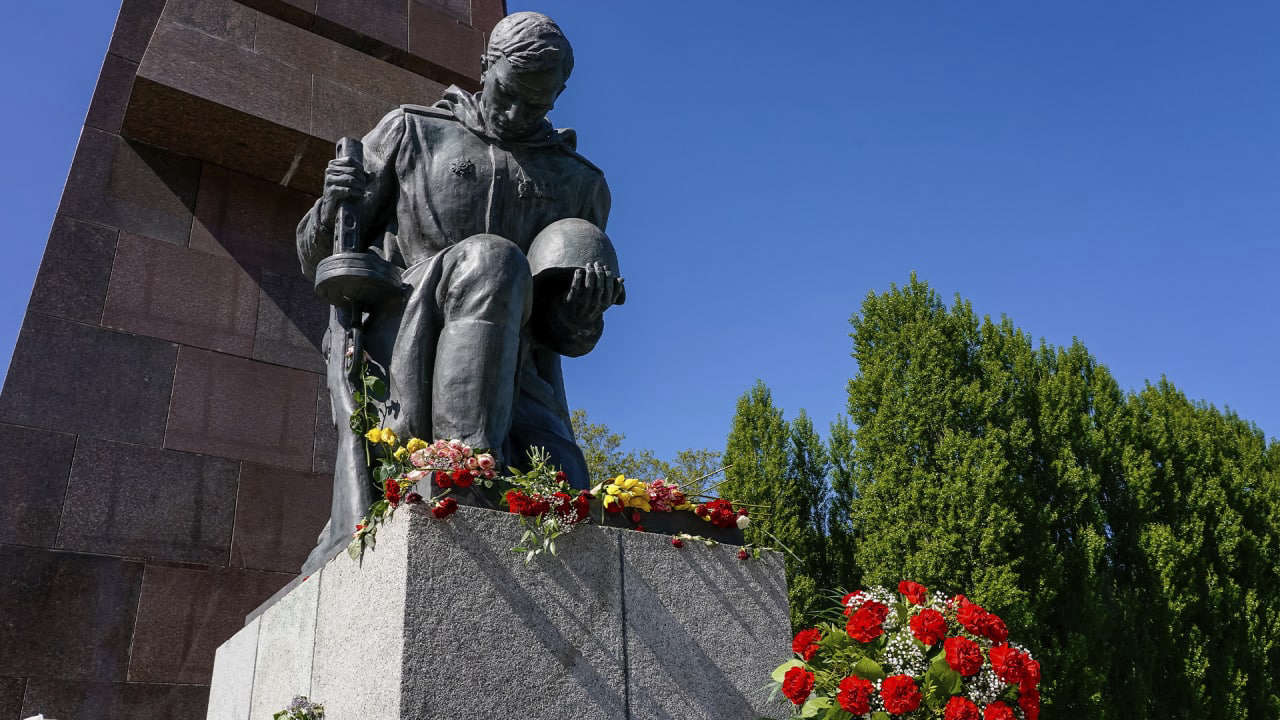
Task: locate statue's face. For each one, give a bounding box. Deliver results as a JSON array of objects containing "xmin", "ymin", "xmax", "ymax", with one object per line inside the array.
[{"xmin": 480, "ymin": 56, "xmax": 564, "ymax": 140}]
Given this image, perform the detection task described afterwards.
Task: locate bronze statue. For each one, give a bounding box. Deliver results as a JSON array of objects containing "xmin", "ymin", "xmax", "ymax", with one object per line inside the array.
[{"xmin": 297, "ymin": 12, "xmax": 624, "ymax": 573}]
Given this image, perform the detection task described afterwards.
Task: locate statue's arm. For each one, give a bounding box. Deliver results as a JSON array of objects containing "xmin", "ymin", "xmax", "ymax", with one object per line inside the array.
[{"xmin": 296, "ymin": 108, "xmax": 408, "ymax": 280}]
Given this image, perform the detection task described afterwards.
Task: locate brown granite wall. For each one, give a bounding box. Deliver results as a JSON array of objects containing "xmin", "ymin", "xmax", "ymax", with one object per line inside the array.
[{"xmin": 0, "ymin": 0, "xmax": 503, "ymax": 717}]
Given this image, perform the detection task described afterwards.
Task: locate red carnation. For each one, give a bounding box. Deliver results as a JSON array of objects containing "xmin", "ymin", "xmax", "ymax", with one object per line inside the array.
[
  {"xmin": 451, "ymin": 466, "xmax": 473, "ymax": 488},
  {"xmin": 570, "ymin": 489, "xmax": 588, "ymax": 517},
  {"xmin": 1018, "ymin": 687, "xmax": 1040, "ymax": 720},
  {"xmin": 988, "ymin": 646, "xmax": 1029, "ymax": 684},
  {"xmin": 1020, "ymin": 658, "xmax": 1041, "ymax": 689},
  {"xmin": 841, "ymin": 590, "xmax": 868, "ymax": 616},
  {"xmin": 737, "ymin": 548, "xmax": 749, "ymax": 560},
  {"xmin": 431, "ymin": 496, "xmax": 458, "ymax": 519},
  {"xmin": 671, "ymin": 537, "xmax": 684, "ymax": 548},
  {"xmin": 505, "ymin": 489, "xmax": 530, "ymax": 515},
  {"xmin": 555, "ymin": 470, "xmax": 567, "ymax": 483},
  {"xmin": 836, "ymin": 675, "xmax": 874, "ymax": 714},
  {"xmin": 791, "ymin": 628, "xmax": 823, "ymax": 662},
  {"xmin": 385, "ymin": 478, "xmax": 401, "ymax": 507},
  {"xmin": 781, "ymin": 666, "xmax": 815, "ymax": 706},
  {"xmin": 898, "ymin": 580, "xmax": 928, "ymax": 605},
  {"xmin": 944, "ymin": 636, "xmax": 983, "ymax": 676},
  {"xmin": 957, "ymin": 600, "xmax": 989, "ymax": 636},
  {"xmin": 434, "ymin": 470, "xmax": 452, "ymax": 489},
  {"xmin": 846, "ymin": 601, "xmax": 890, "ymax": 643},
  {"xmin": 983, "ymin": 701, "xmax": 1015, "ymax": 720},
  {"xmin": 978, "ymin": 612, "xmax": 1008, "ymax": 643},
  {"xmin": 944, "ymin": 696, "xmax": 981, "ymax": 720},
  {"xmin": 405, "ymin": 492, "xmax": 423, "ymax": 504},
  {"xmin": 909, "ymin": 608, "xmax": 947, "ymax": 646},
  {"xmin": 880, "ymin": 674, "xmax": 921, "ymax": 714}
]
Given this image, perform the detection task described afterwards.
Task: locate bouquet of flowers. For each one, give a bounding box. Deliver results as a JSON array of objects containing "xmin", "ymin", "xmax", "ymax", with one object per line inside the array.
[
  {"xmin": 349, "ymin": 431, "xmax": 497, "ymax": 559},
  {"xmin": 503, "ymin": 447, "xmax": 593, "ymax": 562},
  {"xmin": 768, "ymin": 581, "xmax": 1040, "ymax": 719}
]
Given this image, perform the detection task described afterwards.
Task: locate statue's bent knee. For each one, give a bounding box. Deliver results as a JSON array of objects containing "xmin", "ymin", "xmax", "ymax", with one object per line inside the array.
[{"xmin": 440, "ymin": 234, "xmax": 532, "ymax": 324}]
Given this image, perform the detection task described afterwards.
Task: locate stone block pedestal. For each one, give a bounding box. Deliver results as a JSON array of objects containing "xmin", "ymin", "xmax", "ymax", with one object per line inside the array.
[{"xmin": 207, "ymin": 505, "xmax": 792, "ymax": 719}]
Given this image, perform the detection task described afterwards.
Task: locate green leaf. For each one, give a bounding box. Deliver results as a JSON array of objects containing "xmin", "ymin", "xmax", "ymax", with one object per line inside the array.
[
  {"xmin": 347, "ymin": 540, "xmax": 361, "ymax": 560},
  {"xmin": 368, "ymin": 378, "xmax": 387, "ymax": 397},
  {"xmin": 798, "ymin": 695, "xmax": 831, "ymax": 718},
  {"xmin": 852, "ymin": 657, "xmax": 886, "ymax": 681},
  {"xmin": 351, "ymin": 391, "xmax": 364, "ymax": 404},
  {"xmin": 871, "ymin": 713, "xmax": 891, "ymax": 720},
  {"xmin": 770, "ymin": 659, "xmax": 804, "ymax": 683}
]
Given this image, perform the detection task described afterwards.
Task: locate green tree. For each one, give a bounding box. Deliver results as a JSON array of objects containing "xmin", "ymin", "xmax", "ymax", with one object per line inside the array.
[
  {"xmin": 826, "ymin": 415, "xmax": 860, "ymax": 589},
  {"xmin": 840, "ymin": 274, "xmax": 1280, "ymax": 719},
  {"xmin": 721, "ymin": 381, "xmax": 831, "ymax": 628}
]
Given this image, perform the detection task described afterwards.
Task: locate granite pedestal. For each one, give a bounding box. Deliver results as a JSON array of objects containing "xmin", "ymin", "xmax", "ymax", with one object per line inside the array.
[{"xmin": 207, "ymin": 505, "xmax": 791, "ymax": 720}]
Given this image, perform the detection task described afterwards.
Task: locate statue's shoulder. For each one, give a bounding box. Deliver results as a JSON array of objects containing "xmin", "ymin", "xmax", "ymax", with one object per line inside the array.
[
  {"xmin": 400, "ymin": 103, "xmax": 458, "ymax": 122},
  {"xmin": 552, "ymin": 128, "xmax": 604, "ymax": 177}
]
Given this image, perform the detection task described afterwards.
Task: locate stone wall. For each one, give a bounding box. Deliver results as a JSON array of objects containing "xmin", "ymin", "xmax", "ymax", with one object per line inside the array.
[{"xmin": 0, "ymin": 1, "xmax": 503, "ymax": 717}]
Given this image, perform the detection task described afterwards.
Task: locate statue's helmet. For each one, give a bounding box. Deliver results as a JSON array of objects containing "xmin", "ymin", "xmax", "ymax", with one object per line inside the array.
[{"xmin": 527, "ymin": 218, "xmax": 625, "ymax": 304}]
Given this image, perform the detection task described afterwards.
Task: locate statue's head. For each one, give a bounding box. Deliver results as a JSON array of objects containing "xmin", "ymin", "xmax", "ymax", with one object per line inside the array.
[{"xmin": 480, "ymin": 12, "xmax": 574, "ymax": 140}]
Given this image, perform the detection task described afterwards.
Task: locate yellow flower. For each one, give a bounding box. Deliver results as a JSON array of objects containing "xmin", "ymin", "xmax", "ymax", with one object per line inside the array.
[
  {"xmin": 393, "ymin": 447, "xmax": 408, "ymax": 461},
  {"xmin": 364, "ymin": 428, "xmax": 382, "ymax": 443},
  {"xmin": 405, "ymin": 437, "xmax": 427, "ymax": 454},
  {"xmin": 603, "ymin": 494, "xmax": 619, "ymax": 509},
  {"xmin": 675, "ymin": 503, "xmax": 695, "ymax": 511},
  {"xmin": 380, "ymin": 428, "xmax": 398, "ymax": 446}
]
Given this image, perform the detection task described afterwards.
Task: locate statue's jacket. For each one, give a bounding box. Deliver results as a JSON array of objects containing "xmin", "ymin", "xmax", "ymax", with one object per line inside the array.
[{"xmin": 297, "ymin": 87, "xmax": 611, "ymax": 514}]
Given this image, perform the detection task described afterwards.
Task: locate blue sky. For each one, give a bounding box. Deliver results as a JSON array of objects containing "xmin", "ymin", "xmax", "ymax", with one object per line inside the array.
[{"xmin": 2, "ymin": 1, "xmax": 1276, "ymax": 461}]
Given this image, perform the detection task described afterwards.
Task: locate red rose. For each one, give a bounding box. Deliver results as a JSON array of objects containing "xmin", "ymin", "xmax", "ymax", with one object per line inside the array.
[
  {"xmin": 988, "ymin": 646, "xmax": 1028, "ymax": 684},
  {"xmin": 909, "ymin": 608, "xmax": 947, "ymax": 646},
  {"xmin": 944, "ymin": 696, "xmax": 981, "ymax": 720},
  {"xmin": 957, "ymin": 600, "xmax": 989, "ymax": 636},
  {"xmin": 791, "ymin": 628, "xmax": 823, "ymax": 662},
  {"xmin": 978, "ymin": 612, "xmax": 1008, "ymax": 643},
  {"xmin": 431, "ymin": 496, "xmax": 458, "ymax": 519},
  {"xmin": 944, "ymin": 636, "xmax": 983, "ymax": 676},
  {"xmin": 781, "ymin": 666, "xmax": 815, "ymax": 705},
  {"xmin": 1018, "ymin": 687, "xmax": 1040, "ymax": 720},
  {"xmin": 898, "ymin": 580, "xmax": 928, "ymax": 605},
  {"xmin": 671, "ymin": 537, "xmax": 684, "ymax": 548},
  {"xmin": 434, "ymin": 470, "xmax": 452, "ymax": 489},
  {"xmin": 846, "ymin": 601, "xmax": 889, "ymax": 643},
  {"xmin": 405, "ymin": 492, "xmax": 423, "ymax": 504},
  {"xmin": 836, "ymin": 675, "xmax": 874, "ymax": 714},
  {"xmin": 880, "ymin": 674, "xmax": 921, "ymax": 714},
  {"xmin": 983, "ymin": 701, "xmax": 1015, "ymax": 720}
]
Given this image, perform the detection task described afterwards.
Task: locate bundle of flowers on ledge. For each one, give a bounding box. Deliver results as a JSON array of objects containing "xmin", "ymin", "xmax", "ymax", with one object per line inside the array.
[
  {"xmin": 345, "ymin": 430, "xmax": 767, "ymax": 564},
  {"xmin": 273, "ymin": 696, "xmax": 323, "ymax": 720},
  {"xmin": 349, "ymin": 430, "xmax": 497, "ymax": 559},
  {"xmin": 502, "ymin": 447, "xmax": 593, "ymax": 563},
  {"xmin": 768, "ymin": 581, "xmax": 1040, "ymax": 720}
]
